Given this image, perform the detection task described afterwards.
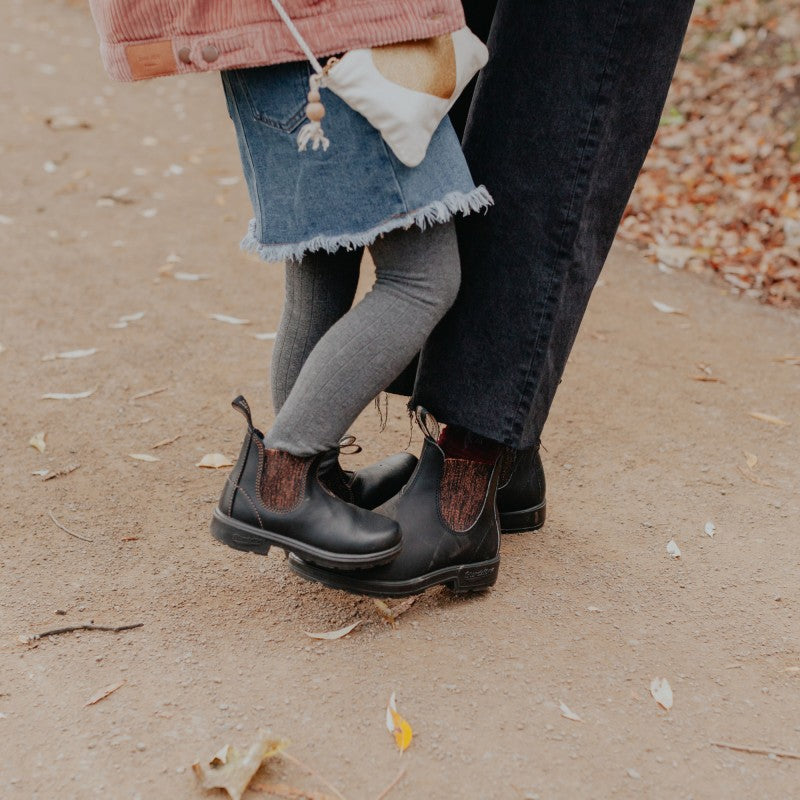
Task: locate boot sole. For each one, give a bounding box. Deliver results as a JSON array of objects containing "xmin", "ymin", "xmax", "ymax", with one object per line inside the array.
[
  {"xmin": 499, "ymin": 499, "xmax": 546, "ymax": 534},
  {"xmin": 210, "ymin": 508, "xmax": 402, "ymax": 571},
  {"xmin": 287, "ymin": 553, "xmax": 500, "ymax": 598}
]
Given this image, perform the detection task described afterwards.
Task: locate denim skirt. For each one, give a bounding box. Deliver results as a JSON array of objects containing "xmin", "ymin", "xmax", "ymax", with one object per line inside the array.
[{"xmin": 221, "ymin": 62, "xmax": 492, "ymax": 263}]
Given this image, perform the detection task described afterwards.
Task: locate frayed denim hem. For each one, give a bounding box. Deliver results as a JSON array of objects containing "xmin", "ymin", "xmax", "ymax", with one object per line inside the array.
[{"xmin": 240, "ymin": 185, "xmax": 493, "ymax": 263}]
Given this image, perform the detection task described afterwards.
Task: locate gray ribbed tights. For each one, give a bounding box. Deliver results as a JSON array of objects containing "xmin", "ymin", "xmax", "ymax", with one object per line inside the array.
[{"xmin": 264, "ymin": 221, "xmax": 460, "ymax": 456}]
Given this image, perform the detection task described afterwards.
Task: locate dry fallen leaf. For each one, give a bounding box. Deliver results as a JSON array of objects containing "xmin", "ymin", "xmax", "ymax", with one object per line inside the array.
[
  {"xmin": 29, "ymin": 432, "xmax": 46, "ymax": 453},
  {"xmin": 197, "ymin": 453, "xmax": 234, "ymax": 469},
  {"xmin": 131, "ymin": 386, "xmax": 167, "ymax": 401},
  {"xmin": 737, "ymin": 466, "xmax": 774, "ymax": 488},
  {"xmin": 254, "ymin": 332, "xmax": 278, "ymax": 341},
  {"xmin": 386, "ymin": 692, "xmax": 413, "ymax": 753},
  {"xmin": 651, "ymin": 300, "xmax": 687, "ymax": 315},
  {"xmin": 373, "ymin": 597, "xmax": 417, "ymax": 627},
  {"xmin": 129, "ymin": 453, "xmax": 159, "ymax": 462},
  {"xmin": 151, "ymin": 434, "xmax": 182, "ymax": 449},
  {"xmin": 211, "ymin": 314, "xmax": 250, "ymax": 325},
  {"xmin": 704, "ymin": 521, "xmax": 716, "ymax": 538},
  {"xmin": 193, "ymin": 730, "xmax": 287, "ymax": 800},
  {"xmin": 749, "ymin": 411, "xmax": 790, "ymax": 427},
  {"xmin": 559, "ymin": 701, "xmax": 583, "ymax": 722},
  {"xmin": 110, "ymin": 311, "xmax": 145, "ymax": 329},
  {"xmin": 744, "ymin": 452, "xmax": 758, "ymax": 470},
  {"xmin": 46, "ymin": 115, "xmax": 91, "ymax": 131},
  {"xmin": 650, "ymin": 677, "xmax": 673, "ymax": 710},
  {"xmin": 303, "ymin": 621, "xmax": 362, "ymax": 640},
  {"xmin": 42, "ymin": 464, "xmax": 80, "ymax": 481},
  {"xmin": 174, "ymin": 271, "xmax": 210, "ymax": 281},
  {"xmin": 85, "ymin": 680, "xmax": 125, "ymax": 707},
  {"xmin": 42, "ymin": 348, "xmax": 98, "ymax": 361},
  {"xmin": 666, "ymin": 539, "xmax": 681, "ymax": 559},
  {"xmin": 41, "ymin": 388, "xmax": 96, "ymax": 400}
]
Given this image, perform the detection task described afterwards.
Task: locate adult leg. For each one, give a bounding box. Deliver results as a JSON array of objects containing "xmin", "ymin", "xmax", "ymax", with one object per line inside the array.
[
  {"xmin": 413, "ymin": 0, "xmax": 695, "ymax": 448},
  {"xmin": 289, "ymin": 0, "xmax": 697, "ymax": 593}
]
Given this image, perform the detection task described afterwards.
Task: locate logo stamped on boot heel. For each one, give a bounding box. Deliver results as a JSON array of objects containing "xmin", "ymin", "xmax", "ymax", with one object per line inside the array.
[{"xmin": 463, "ymin": 567, "xmax": 494, "ymax": 580}]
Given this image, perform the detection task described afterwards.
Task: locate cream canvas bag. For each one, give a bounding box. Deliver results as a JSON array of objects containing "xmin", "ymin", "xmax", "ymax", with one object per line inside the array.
[{"xmin": 270, "ymin": 0, "xmax": 489, "ymax": 167}]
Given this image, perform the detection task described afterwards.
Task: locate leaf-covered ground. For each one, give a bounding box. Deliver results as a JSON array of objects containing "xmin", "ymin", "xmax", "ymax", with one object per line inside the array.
[{"xmin": 621, "ymin": 0, "xmax": 800, "ymax": 307}]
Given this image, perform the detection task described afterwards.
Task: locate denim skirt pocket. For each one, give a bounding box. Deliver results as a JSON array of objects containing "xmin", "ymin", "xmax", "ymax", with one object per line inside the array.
[{"xmin": 232, "ymin": 62, "xmax": 311, "ymax": 134}]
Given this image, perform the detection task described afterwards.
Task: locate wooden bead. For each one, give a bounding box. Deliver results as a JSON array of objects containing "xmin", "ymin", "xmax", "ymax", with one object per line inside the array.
[
  {"xmin": 307, "ymin": 89, "xmax": 321, "ymax": 103},
  {"xmin": 305, "ymin": 102, "xmax": 326, "ymax": 122}
]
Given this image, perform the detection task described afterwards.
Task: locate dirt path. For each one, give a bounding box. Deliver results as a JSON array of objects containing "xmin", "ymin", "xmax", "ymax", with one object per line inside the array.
[{"xmin": 2, "ymin": 3, "xmax": 800, "ymax": 799}]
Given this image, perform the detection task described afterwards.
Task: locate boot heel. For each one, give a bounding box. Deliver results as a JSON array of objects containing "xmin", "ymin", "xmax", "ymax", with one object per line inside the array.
[
  {"xmin": 448, "ymin": 560, "xmax": 500, "ymax": 593},
  {"xmin": 499, "ymin": 500, "xmax": 546, "ymax": 534},
  {"xmin": 211, "ymin": 515, "xmax": 271, "ymax": 555}
]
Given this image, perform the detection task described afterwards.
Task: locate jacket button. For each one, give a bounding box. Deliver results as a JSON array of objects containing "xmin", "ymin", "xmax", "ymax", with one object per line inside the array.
[
  {"xmin": 177, "ymin": 47, "xmax": 192, "ymax": 64},
  {"xmin": 201, "ymin": 45, "xmax": 219, "ymax": 63}
]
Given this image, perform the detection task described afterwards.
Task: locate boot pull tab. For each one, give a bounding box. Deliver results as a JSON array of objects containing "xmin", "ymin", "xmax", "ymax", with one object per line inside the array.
[
  {"xmin": 337, "ymin": 434, "xmax": 362, "ymax": 456},
  {"xmin": 231, "ymin": 395, "xmax": 254, "ymax": 430},
  {"xmin": 414, "ymin": 406, "xmax": 441, "ymax": 442}
]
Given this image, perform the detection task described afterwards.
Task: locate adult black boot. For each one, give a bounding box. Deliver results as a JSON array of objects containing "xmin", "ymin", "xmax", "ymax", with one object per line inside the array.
[
  {"xmin": 211, "ymin": 397, "xmax": 402, "ymax": 570},
  {"xmin": 497, "ymin": 445, "xmax": 547, "ymax": 533},
  {"xmin": 317, "ymin": 447, "xmax": 418, "ymax": 511},
  {"xmin": 288, "ymin": 411, "xmax": 501, "ymax": 597}
]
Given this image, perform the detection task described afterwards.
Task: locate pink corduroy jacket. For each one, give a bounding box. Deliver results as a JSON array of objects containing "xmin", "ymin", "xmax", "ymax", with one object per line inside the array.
[{"xmin": 89, "ymin": 0, "xmax": 466, "ymax": 82}]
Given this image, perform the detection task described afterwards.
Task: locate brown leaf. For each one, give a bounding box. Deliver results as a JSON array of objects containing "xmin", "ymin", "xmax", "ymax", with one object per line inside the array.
[
  {"xmin": 373, "ymin": 596, "xmax": 418, "ymax": 627},
  {"xmin": 84, "ymin": 680, "xmax": 125, "ymax": 707},
  {"xmin": 193, "ymin": 731, "xmax": 287, "ymax": 800}
]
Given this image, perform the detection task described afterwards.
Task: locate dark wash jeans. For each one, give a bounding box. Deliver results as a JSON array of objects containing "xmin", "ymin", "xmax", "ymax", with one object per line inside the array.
[{"xmin": 391, "ymin": 0, "xmax": 694, "ymax": 449}]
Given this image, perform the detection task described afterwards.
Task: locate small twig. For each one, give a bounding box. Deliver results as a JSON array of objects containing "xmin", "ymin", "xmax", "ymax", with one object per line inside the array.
[
  {"xmin": 43, "ymin": 463, "xmax": 80, "ymax": 481},
  {"xmin": 22, "ymin": 622, "xmax": 143, "ymax": 643},
  {"xmin": 48, "ymin": 510, "xmax": 92, "ymax": 542},
  {"xmin": 131, "ymin": 386, "xmax": 167, "ymax": 401},
  {"xmin": 711, "ymin": 740, "xmax": 800, "ymax": 760},
  {"xmin": 151, "ymin": 433, "xmax": 183, "ymax": 449},
  {"xmin": 374, "ymin": 768, "xmax": 405, "ymax": 800},
  {"xmin": 252, "ymin": 781, "xmax": 337, "ymax": 800},
  {"xmin": 281, "ymin": 752, "xmax": 348, "ymax": 800}
]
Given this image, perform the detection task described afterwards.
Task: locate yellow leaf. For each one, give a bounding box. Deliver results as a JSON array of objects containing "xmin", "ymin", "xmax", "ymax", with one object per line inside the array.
[
  {"xmin": 192, "ymin": 730, "xmax": 286, "ymax": 800},
  {"xmin": 744, "ymin": 451, "xmax": 758, "ymax": 470},
  {"xmin": 386, "ymin": 692, "xmax": 413, "ymax": 753}
]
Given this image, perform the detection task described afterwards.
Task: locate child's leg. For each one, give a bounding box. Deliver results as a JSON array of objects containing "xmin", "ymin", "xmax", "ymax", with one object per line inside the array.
[
  {"xmin": 271, "ymin": 248, "xmax": 362, "ymax": 413},
  {"xmin": 264, "ymin": 221, "xmax": 460, "ymax": 456}
]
